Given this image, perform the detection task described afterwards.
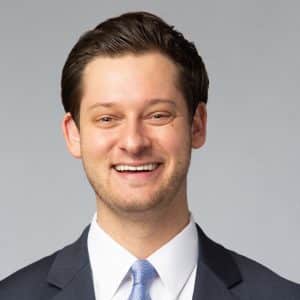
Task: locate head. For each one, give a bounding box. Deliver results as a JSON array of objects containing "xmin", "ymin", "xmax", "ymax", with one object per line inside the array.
[
  {"xmin": 61, "ymin": 12, "xmax": 209, "ymax": 222},
  {"xmin": 61, "ymin": 11, "xmax": 209, "ymax": 127}
]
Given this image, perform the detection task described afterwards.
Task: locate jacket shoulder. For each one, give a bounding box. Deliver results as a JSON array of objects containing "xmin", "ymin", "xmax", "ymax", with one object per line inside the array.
[
  {"xmin": 0, "ymin": 226, "xmax": 90, "ymax": 300},
  {"xmin": 230, "ymin": 250, "xmax": 300, "ymax": 299},
  {"xmin": 0, "ymin": 251, "xmax": 59, "ymax": 300}
]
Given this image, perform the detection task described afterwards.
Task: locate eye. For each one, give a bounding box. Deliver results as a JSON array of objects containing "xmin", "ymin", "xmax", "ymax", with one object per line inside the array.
[
  {"xmin": 152, "ymin": 113, "xmax": 166, "ymax": 119},
  {"xmin": 96, "ymin": 115, "xmax": 118, "ymax": 128},
  {"xmin": 99, "ymin": 116, "xmax": 113, "ymax": 122},
  {"xmin": 148, "ymin": 112, "xmax": 173, "ymax": 125}
]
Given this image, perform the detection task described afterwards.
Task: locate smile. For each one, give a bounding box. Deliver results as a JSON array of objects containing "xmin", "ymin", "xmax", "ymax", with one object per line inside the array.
[{"xmin": 114, "ymin": 163, "xmax": 160, "ymax": 172}]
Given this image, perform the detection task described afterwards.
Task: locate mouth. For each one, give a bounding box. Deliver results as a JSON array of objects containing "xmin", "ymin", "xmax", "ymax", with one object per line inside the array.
[
  {"xmin": 113, "ymin": 163, "xmax": 160, "ymax": 173},
  {"xmin": 111, "ymin": 162, "xmax": 162, "ymax": 183}
]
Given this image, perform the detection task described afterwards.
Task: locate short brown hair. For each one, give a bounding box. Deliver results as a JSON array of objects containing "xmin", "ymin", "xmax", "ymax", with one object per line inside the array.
[{"xmin": 61, "ymin": 11, "xmax": 209, "ymax": 125}]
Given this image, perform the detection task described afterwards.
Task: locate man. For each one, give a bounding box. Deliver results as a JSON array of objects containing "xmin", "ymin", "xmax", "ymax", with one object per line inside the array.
[{"xmin": 0, "ymin": 11, "xmax": 299, "ymax": 300}]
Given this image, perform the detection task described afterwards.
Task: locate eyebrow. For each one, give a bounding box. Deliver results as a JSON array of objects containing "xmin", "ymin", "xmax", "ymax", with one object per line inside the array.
[{"xmin": 88, "ymin": 99, "xmax": 177, "ymax": 110}]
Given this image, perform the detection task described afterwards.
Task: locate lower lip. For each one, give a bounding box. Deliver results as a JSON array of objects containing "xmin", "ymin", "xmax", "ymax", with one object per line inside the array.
[{"xmin": 113, "ymin": 164, "xmax": 162, "ymax": 182}]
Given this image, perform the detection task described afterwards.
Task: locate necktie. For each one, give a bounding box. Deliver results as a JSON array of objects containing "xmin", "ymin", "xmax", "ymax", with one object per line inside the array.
[{"xmin": 128, "ymin": 259, "xmax": 157, "ymax": 300}]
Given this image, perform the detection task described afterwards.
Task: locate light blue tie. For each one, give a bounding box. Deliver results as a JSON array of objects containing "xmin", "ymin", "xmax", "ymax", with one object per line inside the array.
[{"xmin": 128, "ymin": 259, "xmax": 157, "ymax": 300}]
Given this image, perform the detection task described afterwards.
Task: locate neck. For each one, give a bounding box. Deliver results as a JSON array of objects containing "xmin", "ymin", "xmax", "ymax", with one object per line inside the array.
[{"xmin": 96, "ymin": 195, "xmax": 190, "ymax": 258}]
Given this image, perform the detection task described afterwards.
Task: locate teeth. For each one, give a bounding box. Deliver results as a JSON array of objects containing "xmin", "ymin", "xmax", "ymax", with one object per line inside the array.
[{"xmin": 114, "ymin": 163, "xmax": 158, "ymax": 172}]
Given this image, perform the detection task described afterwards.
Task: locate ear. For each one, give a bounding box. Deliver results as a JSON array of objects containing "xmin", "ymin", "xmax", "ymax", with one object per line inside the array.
[
  {"xmin": 191, "ymin": 103, "xmax": 207, "ymax": 149},
  {"xmin": 61, "ymin": 113, "xmax": 81, "ymax": 158}
]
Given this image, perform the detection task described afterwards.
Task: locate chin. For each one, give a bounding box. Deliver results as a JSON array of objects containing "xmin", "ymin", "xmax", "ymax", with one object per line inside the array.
[{"xmin": 100, "ymin": 191, "xmax": 168, "ymax": 215}]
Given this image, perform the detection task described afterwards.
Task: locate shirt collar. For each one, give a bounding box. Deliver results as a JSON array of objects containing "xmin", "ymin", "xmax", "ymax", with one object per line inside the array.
[
  {"xmin": 88, "ymin": 213, "xmax": 136, "ymax": 300},
  {"xmin": 148, "ymin": 215, "xmax": 198, "ymax": 299},
  {"xmin": 87, "ymin": 212, "xmax": 198, "ymax": 299}
]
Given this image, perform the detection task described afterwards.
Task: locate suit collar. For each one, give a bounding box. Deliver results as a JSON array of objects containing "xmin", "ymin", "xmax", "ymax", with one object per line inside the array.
[
  {"xmin": 192, "ymin": 224, "xmax": 242, "ymax": 299},
  {"xmin": 47, "ymin": 224, "xmax": 242, "ymax": 299},
  {"xmin": 196, "ymin": 224, "xmax": 242, "ymax": 288},
  {"xmin": 47, "ymin": 226, "xmax": 91, "ymax": 288},
  {"xmin": 47, "ymin": 225, "xmax": 95, "ymax": 300}
]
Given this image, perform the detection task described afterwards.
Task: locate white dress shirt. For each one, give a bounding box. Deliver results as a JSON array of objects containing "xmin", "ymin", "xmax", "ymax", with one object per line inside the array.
[{"xmin": 87, "ymin": 213, "xmax": 198, "ymax": 300}]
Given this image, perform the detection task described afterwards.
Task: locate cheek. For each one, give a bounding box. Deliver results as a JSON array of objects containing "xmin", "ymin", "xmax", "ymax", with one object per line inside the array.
[
  {"xmin": 156, "ymin": 126, "xmax": 190, "ymax": 156},
  {"xmin": 80, "ymin": 130, "xmax": 116, "ymax": 158}
]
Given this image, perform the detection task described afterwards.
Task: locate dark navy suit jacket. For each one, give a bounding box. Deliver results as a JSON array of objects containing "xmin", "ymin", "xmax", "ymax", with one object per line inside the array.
[{"xmin": 1, "ymin": 224, "xmax": 299, "ymax": 299}]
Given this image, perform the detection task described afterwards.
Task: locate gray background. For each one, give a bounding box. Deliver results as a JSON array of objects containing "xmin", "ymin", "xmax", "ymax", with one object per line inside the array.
[{"xmin": 0, "ymin": 0, "xmax": 299, "ymax": 283}]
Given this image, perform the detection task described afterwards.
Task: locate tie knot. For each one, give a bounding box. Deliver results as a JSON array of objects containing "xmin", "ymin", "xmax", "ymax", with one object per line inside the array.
[{"xmin": 130, "ymin": 259, "xmax": 157, "ymax": 286}]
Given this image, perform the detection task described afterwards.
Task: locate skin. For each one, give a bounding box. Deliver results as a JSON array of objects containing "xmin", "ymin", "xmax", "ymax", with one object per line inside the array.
[{"xmin": 62, "ymin": 52, "xmax": 207, "ymax": 258}]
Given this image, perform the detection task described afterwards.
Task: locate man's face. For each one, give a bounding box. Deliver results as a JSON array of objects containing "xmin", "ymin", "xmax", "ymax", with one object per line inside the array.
[{"xmin": 63, "ymin": 52, "xmax": 206, "ymax": 216}]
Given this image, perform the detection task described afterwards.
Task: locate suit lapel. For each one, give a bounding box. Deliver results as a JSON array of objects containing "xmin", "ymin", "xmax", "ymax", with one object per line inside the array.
[
  {"xmin": 192, "ymin": 225, "xmax": 242, "ymax": 300},
  {"xmin": 51, "ymin": 264, "xmax": 95, "ymax": 300},
  {"xmin": 192, "ymin": 263, "xmax": 240, "ymax": 299},
  {"xmin": 46, "ymin": 225, "xmax": 96, "ymax": 300}
]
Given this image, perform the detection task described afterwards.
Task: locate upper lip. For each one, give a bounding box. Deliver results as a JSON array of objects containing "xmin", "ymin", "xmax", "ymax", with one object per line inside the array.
[{"xmin": 112, "ymin": 162, "xmax": 161, "ymax": 167}]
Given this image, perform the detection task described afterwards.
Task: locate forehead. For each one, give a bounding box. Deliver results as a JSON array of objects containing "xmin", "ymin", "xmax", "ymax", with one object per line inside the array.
[{"xmin": 80, "ymin": 52, "xmax": 183, "ymax": 108}]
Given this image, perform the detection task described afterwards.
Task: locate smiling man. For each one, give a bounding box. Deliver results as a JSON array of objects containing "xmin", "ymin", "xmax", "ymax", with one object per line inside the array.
[
  {"xmin": 63, "ymin": 52, "xmax": 204, "ymax": 263},
  {"xmin": 0, "ymin": 11, "xmax": 299, "ymax": 300}
]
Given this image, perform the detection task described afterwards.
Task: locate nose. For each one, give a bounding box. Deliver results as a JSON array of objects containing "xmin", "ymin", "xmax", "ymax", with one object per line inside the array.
[{"xmin": 118, "ymin": 120, "xmax": 151, "ymax": 155}]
